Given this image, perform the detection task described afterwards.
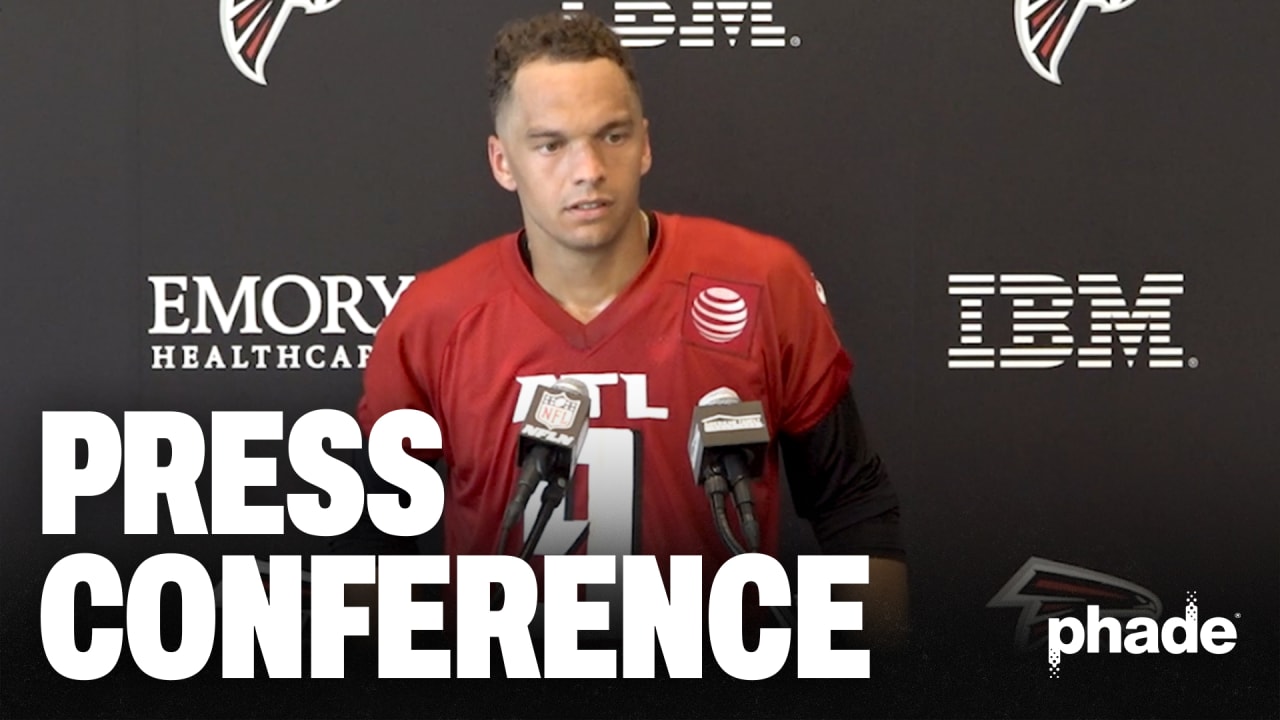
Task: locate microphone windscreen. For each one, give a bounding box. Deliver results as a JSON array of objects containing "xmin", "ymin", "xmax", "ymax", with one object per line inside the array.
[{"xmin": 697, "ymin": 386, "xmax": 740, "ymax": 407}]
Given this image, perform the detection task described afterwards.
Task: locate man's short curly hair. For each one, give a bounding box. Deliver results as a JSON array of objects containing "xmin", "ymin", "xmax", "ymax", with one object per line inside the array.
[{"xmin": 487, "ymin": 12, "xmax": 642, "ymax": 121}]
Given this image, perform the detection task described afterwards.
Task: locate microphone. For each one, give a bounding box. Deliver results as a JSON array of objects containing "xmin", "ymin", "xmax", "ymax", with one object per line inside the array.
[
  {"xmin": 687, "ymin": 387, "xmax": 770, "ymax": 552},
  {"xmin": 498, "ymin": 378, "xmax": 592, "ymax": 548}
]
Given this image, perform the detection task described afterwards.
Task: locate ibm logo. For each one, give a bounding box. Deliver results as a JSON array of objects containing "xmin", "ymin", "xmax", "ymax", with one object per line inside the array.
[
  {"xmin": 561, "ymin": 1, "xmax": 796, "ymax": 48},
  {"xmin": 948, "ymin": 273, "xmax": 1189, "ymax": 370}
]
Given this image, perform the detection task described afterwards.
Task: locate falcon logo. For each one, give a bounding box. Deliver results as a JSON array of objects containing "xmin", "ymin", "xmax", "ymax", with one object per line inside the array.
[
  {"xmin": 220, "ymin": 0, "xmax": 343, "ymax": 85},
  {"xmin": 1015, "ymin": 0, "xmax": 1137, "ymax": 85},
  {"xmin": 987, "ymin": 557, "xmax": 1161, "ymax": 650}
]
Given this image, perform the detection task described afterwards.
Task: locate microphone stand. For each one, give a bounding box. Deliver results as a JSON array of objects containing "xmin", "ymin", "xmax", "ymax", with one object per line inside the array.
[
  {"xmin": 704, "ymin": 462, "xmax": 795, "ymax": 631},
  {"xmin": 518, "ymin": 474, "xmax": 570, "ymax": 561},
  {"xmin": 491, "ymin": 474, "xmax": 571, "ymax": 611}
]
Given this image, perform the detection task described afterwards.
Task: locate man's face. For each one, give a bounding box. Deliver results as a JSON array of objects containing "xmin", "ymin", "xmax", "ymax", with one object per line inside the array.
[{"xmin": 488, "ymin": 57, "xmax": 652, "ymax": 254}]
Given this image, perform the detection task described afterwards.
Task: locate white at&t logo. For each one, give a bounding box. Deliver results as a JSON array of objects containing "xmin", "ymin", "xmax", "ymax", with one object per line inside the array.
[
  {"xmin": 562, "ymin": 1, "xmax": 799, "ymax": 48},
  {"xmin": 948, "ymin": 273, "xmax": 1190, "ymax": 370},
  {"xmin": 692, "ymin": 286, "xmax": 749, "ymax": 343}
]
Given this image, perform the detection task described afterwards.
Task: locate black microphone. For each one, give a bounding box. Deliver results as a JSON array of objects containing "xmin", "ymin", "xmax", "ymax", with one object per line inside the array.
[
  {"xmin": 687, "ymin": 386, "xmax": 770, "ymax": 552},
  {"xmin": 498, "ymin": 378, "xmax": 592, "ymax": 548}
]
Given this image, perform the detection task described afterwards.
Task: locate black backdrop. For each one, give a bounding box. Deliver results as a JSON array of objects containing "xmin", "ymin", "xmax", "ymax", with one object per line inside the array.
[{"xmin": 2, "ymin": 1, "xmax": 1277, "ymax": 717}]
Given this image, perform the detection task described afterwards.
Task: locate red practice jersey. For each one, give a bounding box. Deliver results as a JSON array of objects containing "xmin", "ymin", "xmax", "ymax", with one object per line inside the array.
[{"xmin": 357, "ymin": 212, "xmax": 852, "ymax": 568}]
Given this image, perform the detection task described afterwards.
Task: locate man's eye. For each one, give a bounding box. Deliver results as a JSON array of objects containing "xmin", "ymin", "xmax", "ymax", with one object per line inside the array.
[
  {"xmin": 537, "ymin": 141, "xmax": 562, "ymax": 153},
  {"xmin": 605, "ymin": 132, "xmax": 628, "ymax": 144}
]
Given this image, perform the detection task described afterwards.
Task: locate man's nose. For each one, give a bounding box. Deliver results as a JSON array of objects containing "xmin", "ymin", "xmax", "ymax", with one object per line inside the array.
[{"xmin": 570, "ymin": 141, "xmax": 606, "ymax": 186}]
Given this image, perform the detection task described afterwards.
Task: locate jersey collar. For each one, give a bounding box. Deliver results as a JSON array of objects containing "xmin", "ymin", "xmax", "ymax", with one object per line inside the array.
[{"xmin": 502, "ymin": 211, "xmax": 671, "ymax": 351}]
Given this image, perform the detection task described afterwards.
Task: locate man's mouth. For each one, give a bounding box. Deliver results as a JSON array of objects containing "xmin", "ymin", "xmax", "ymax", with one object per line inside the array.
[{"xmin": 568, "ymin": 199, "xmax": 611, "ymax": 211}]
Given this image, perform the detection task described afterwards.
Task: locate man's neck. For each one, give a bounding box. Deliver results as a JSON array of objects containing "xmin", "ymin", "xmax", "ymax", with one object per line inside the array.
[{"xmin": 525, "ymin": 210, "xmax": 651, "ymax": 324}]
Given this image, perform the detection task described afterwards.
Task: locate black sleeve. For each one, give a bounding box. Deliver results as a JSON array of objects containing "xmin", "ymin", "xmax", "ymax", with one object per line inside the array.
[
  {"xmin": 326, "ymin": 445, "xmax": 424, "ymax": 556},
  {"xmin": 779, "ymin": 385, "xmax": 904, "ymax": 558}
]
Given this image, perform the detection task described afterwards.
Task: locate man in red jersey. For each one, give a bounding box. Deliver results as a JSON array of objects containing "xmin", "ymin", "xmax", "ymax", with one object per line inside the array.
[{"xmin": 340, "ymin": 11, "xmax": 907, "ymax": 654}]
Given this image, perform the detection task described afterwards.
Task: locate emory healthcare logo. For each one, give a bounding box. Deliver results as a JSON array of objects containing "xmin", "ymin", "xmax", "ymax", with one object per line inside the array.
[
  {"xmin": 221, "ymin": 0, "xmax": 343, "ymax": 85},
  {"xmin": 147, "ymin": 274, "xmax": 415, "ymax": 371},
  {"xmin": 562, "ymin": 1, "xmax": 798, "ymax": 49},
  {"xmin": 1015, "ymin": 0, "xmax": 1137, "ymax": 85}
]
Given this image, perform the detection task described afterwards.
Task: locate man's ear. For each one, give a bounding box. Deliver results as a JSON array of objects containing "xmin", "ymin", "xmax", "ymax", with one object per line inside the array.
[{"xmin": 488, "ymin": 134, "xmax": 518, "ymax": 192}]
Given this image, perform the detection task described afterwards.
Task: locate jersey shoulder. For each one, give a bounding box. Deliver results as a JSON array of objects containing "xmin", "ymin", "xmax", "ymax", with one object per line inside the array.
[
  {"xmin": 381, "ymin": 233, "xmax": 517, "ymax": 339},
  {"xmin": 656, "ymin": 212, "xmax": 814, "ymax": 284}
]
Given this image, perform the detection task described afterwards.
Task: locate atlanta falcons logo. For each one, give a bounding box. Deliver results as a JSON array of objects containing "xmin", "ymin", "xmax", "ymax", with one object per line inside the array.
[
  {"xmin": 220, "ymin": 0, "xmax": 343, "ymax": 85},
  {"xmin": 1015, "ymin": 0, "xmax": 1137, "ymax": 85},
  {"xmin": 987, "ymin": 557, "xmax": 1162, "ymax": 649}
]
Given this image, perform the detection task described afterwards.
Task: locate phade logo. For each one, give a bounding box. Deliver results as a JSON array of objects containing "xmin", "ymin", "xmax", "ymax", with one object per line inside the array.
[
  {"xmin": 1016, "ymin": 0, "xmax": 1136, "ymax": 85},
  {"xmin": 221, "ymin": 0, "xmax": 344, "ymax": 85},
  {"xmin": 947, "ymin": 273, "xmax": 1193, "ymax": 370},
  {"xmin": 989, "ymin": 558, "xmax": 1237, "ymax": 678},
  {"xmin": 562, "ymin": 1, "xmax": 800, "ymax": 49}
]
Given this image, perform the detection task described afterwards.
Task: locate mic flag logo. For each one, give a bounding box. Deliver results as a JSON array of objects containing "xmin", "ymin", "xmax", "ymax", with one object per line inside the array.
[
  {"xmin": 1015, "ymin": 0, "xmax": 1137, "ymax": 85},
  {"xmin": 534, "ymin": 392, "xmax": 582, "ymax": 431},
  {"xmin": 987, "ymin": 556, "xmax": 1162, "ymax": 650},
  {"xmin": 220, "ymin": 0, "xmax": 343, "ymax": 85}
]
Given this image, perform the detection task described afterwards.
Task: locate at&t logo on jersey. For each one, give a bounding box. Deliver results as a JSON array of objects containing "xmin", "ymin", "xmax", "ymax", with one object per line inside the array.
[
  {"xmin": 947, "ymin": 272, "xmax": 1192, "ymax": 370},
  {"xmin": 220, "ymin": 0, "xmax": 344, "ymax": 85},
  {"xmin": 692, "ymin": 286, "xmax": 749, "ymax": 343},
  {"xmin": 683, "ymin": 275, "xmax": 761, "ymax": 356},
  {"xmin": 561, "ymin": 1, "xmax": 799, "ymax": 49},
  {"xmin": 1015, "ymin": 0, "xmax": 1137, "ymax": 85}
]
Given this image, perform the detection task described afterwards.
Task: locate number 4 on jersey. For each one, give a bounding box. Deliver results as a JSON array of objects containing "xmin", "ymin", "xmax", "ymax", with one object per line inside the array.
[{"xmin": 523, "ymin": 428, "xmax": 638, "ymax": 556}]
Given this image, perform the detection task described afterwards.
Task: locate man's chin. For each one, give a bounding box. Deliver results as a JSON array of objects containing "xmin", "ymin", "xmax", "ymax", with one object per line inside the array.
[{"xmin": 556, "ymin": 227, "xmax": 621, "ymax": 252}]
